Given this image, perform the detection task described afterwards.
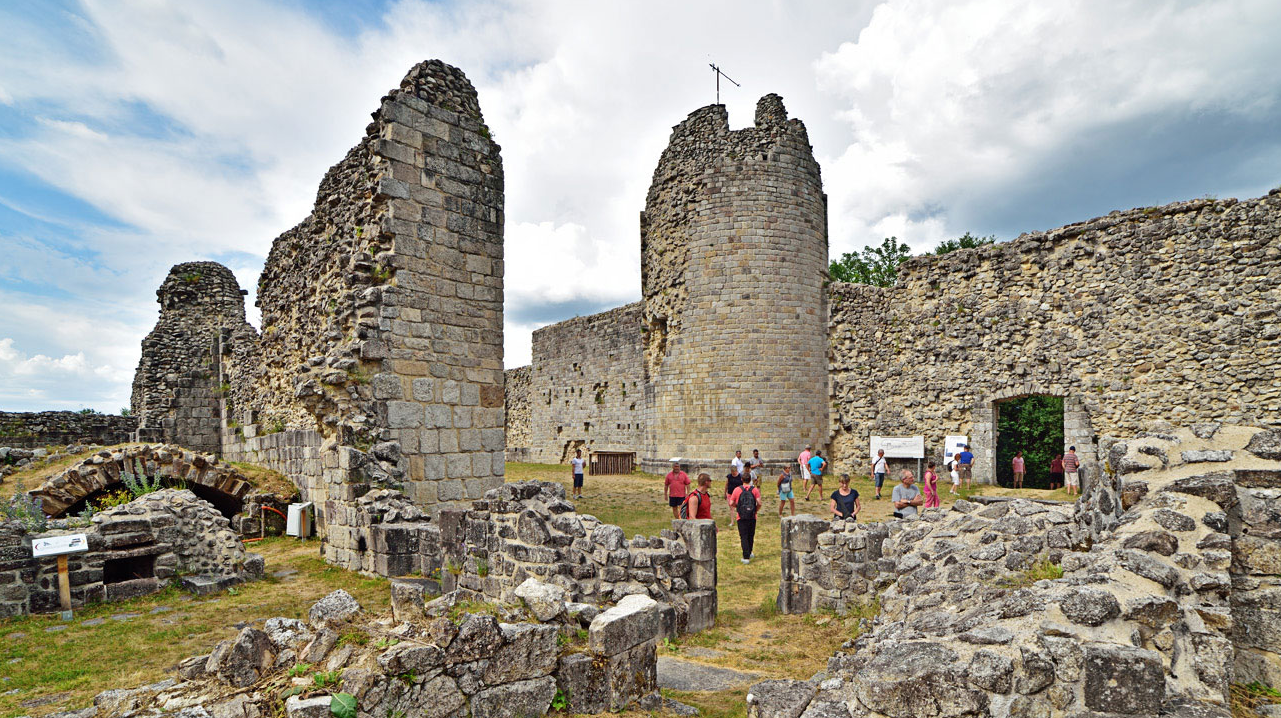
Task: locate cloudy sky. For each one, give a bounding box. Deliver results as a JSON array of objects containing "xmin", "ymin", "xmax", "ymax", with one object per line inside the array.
[{"xmin": 1, "ymin": 0, "xmax": 1278, "ymax": 413}]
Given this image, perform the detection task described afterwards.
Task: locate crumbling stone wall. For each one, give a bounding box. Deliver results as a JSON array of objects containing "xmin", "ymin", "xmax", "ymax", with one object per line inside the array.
[
  {"xmin": 503, "ymin": 365, "xmax": 532, "ymax": 462},
  {"xmin": 757, "ymin": 424, "xmax": 1281, "ymax": 718},
  {"xmin": 438, "ymin": 481, "xmax": 717, "ymax": 634},
  {"xmin": 828, "ymin": 191, "xmax": 1281, "ymax": 483},
  {"xmin": 0, "ymin": 488, "xmax": 259, "ymax": 617},
  {"xmin": 0, "ymin": 411, "xmax": 136, "ymax": 449},
  {"xmin": 131, "ymin": 262, "xmax": 252, "ymax": 454},
  {"xmin": 526, "ymin": 301, "xmax": 646, "ymax": 464},
  {"xmin": 639, "ymin": 95, "xmax": 829, "ymax": 473}
]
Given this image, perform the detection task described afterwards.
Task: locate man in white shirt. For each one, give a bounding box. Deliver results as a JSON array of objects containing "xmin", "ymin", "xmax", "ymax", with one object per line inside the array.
[
  {"xmin": 569, "ymin": 449, "xmax": 586, "ymax": 499},
  {"xmin": 731, "ymin": 450, "xmax": 745, "ymax": 475}
]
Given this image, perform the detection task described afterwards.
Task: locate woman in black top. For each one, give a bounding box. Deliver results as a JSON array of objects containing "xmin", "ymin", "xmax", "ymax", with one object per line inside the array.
[
  {"xmin": 725, "ymin": 467, "xmax": 744, "ymax": 527},
  {"xmin": 829, "ymin": 474, "xmax": 861, "ymax": 521}
]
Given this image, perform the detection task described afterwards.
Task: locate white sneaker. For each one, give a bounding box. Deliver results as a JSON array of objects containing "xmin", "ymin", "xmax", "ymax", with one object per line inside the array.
[{"xmin": 741, "ymin": 558, "xmax": 750, "ymax": 564}]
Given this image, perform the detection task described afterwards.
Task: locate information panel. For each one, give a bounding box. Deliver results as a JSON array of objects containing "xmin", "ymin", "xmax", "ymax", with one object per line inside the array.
[{"xmin": 869, "ymin": 436, "xmax": 925, "ymax": 459}]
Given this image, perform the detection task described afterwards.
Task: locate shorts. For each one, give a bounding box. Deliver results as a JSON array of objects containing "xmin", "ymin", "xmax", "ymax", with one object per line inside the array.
[
  {"xmin": 874, "ymin": 472, "xmax": 886, "ymax": 488},
  {"xmin": 573, "ymin": 473, "xmax": 584, "ymax": 488},
  {"xmin": 811, "ymin": 474, "xmax": 823, "ymax": 485},
  {"xmin": 669, "ymin": 496, "xmax": 684, "ymax": 508},
  {"xmin": 1066, "ymin": 471, "xmax": 1079, "ymax": 487},
  {"xmin": 779, "ymin": 489, "xmax": 795, "ymax": 501},
  {"xmin": 951, "ymin": 472, "xmax": 961, "ymax": 485},
  {"xmin": 800, "ymin": 465, "xmax": 811, "ymax": 481},
  {"xmin": 960, "ymin": 465, "xmax": 972, "ymax": 479}
]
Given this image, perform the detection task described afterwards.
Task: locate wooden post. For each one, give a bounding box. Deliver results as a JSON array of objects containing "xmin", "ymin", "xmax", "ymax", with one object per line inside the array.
[{"xmin": 57, "ymin": 554, "xmax": 71, "ymax": 611}]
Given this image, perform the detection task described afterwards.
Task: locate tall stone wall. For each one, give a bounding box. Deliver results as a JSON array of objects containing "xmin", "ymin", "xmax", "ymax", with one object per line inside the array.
[
  {"xmin": 504, "ymin": 365, "xmax": 532, "ymax": 462},
  {"xmin": 828, "ymin": 191, "xmax": 1281, "ymax": 483},
  {"xmin": 131, "ymin": 262, "xmax": 252, "ymax": 454},
  {"xmin": 0, "ymin": 411, "xmax": 136, "ymax": 449},
  {"xmin": 526, "ymin": 302, "xmax": 646, "ymax": 465},
  {"xmin": 638, "ymin": 95, "xmax": 829, "ymax": 472}
]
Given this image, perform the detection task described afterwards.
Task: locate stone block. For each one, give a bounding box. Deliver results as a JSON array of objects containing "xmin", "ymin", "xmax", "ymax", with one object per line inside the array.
[
  {"xmin": 685, "ymin": 590, "xmax": 717, "ymax": 633},
  {"xmin": 590, "ymin": 594, "xmax": 661, "ymax": 655},
  {"xmin": 1083, "ymin": 644, "xmax": 1163, "ymax": 714},
  {"xmin": 747, "ymin": 679, "xmax": 818, "ymax": 718},
  {"xmin": 673, "ymin": 519, "xmax": 717, "ymax": 561},
  {"xmin": 557, "ymin": 652, "xmax": 609, "ymax": 715},
  {"xmin": 482, "ymin": 622, "xmax": 559, "ymax": 684},
  {"xmin": 284, "ymin": 696, "xmax": 330, "ymax": 718},
  {"xmin": 470, "ymin": 676, "xmax": 557, "ymax": 718},
  {"xmin": 781, "ymin": 514, "xmax": 829, "ymax": 552},
  {"xmin": 512, "ymin": 578, "xmax": 566, "ymax": 622}
]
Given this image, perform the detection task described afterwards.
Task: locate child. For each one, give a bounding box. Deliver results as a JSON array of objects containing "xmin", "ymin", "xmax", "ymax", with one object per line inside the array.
[
  {"xmin": 923, "ymin": 461, "xmax": 940, "ymax": 509},
  {"xmin": 949, "ymin": 457, "xmax": 961, "ymax": 495}
]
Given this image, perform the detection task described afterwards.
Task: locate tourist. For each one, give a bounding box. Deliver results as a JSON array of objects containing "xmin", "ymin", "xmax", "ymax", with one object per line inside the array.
[
  {"xmin": 891, "ymin": 470, "xmax": 923, "ymax": 519},
  {"xmin": 569, "ymin": 449, "xmax": 586, "ymax": 499},
  {"xmin": 870, "ymin": 448, "xmax": 889, "ymax": 500},
  {"xmin": 829, "ymin": 474, "xmax": 861, "ymax": 521},
  {"xmin": 776, "ymin": 464, "xmax": 797, "ymax": 517},
  {"xmin": 1063, "ymin": 446, "xmax": 1081, "ymax": 496},
  {"xmin": 681, "ymin": 473, "xmax": 714, "ymax": 520},
  {"xmin": 1012, "ymin": 451, "xmax": 1025, "ymax": 489},
  {"xmin": 1049, "ymin": 454, "xmax": 1065, "ymax": 490},
  {"xmin": 949, "ymin": 456, "xmax": 961, "ymax": 495},
  {"xmin": 729, "ymin": 474, "xmax": 762, "ymax": 563},
  {"xmin": 731, "ymin": 450, "xmax": 745, "ymax": 475},
  {"xmin": 798, "ymin": 444, "xmax": 813, "ymax": 493},
  {"xmin": 664, "ymin": 460, "xmax": 690, "ymax": 519},
  {"xmin": 803, "ymin": 449, "xmax": 827, "ymax": 501},
  {"xmin": 957, "ymin": 444, "xmax": 974, "ymax": 490},
  {"xmin": 725, "ymin": 465, "xmax": 745, "ymax": 527},
  {"xmin": 922, "ymin": 461, "xmax": 940, "ymax": 509},
  {"xmin": 749, "ymin": 449, "xmax": 764, "ymax": 483}
]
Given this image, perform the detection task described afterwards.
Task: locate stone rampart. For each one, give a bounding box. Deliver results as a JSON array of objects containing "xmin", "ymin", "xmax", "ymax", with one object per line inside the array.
[
  {"xmin": 0, "ymin": 488, "xmax": 260, "ymax": 617},
  {"xmin": 639, "ymin": 95, "xmax": 828, "ymax": 472},
  {"xmin": 503, "ymin": 365, "xmax": 532, "ymax": 462},
  {"xmin": 828, "ymin": 191, "xmax": 1281, "ymax": 484},
  {"xmin": 526, "ymin": 301, "xmax": 646, "ymax": 464},
  {"xmin": 0, "ymin": 411, "xmax": 136, "ymax": 449}
]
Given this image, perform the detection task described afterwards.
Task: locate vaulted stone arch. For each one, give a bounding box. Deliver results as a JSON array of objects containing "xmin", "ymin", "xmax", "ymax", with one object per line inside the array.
[{"xmin": 30, "ymin": 444, "xmax": 257, "ymax": 520}]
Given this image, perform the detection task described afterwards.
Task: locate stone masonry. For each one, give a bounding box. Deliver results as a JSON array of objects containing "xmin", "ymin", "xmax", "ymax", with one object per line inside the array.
[
  {"xmin": 640, "ymin": 95, "xmax": 829, "ymax": 473},
  {"xmin": 131, "ymin": 261, "xmax": 252, "ymax": 454},
  {"xmin": 0, "ymin": 411, "xmax": 136, "ymax": 449},
  {"xmin": 502, "ymin": 365, "xmax": 531, "ymax": 462},
  {"xmin": 828, "ymin": 192, "xmax": 1281, "ymax": 484},
  {"xmin": 1, "ymin": 488, "xmax": 261, "ymax": 617},
  {"xmin": 522, "ymin": 301, "xmax": 646, "ymax": 465}
]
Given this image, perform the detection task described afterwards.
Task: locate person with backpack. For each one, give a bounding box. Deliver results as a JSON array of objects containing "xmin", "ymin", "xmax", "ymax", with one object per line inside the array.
[
  {"xmin": 664, "ymin": 460, "xmax": 690, "ymax": 519},
  {"xmin": 729, "ymin": 475, "xmax": 762, "ymax": 563},
  {"xmin": 776, "ymin": 464, "xmax": 796, "ymax": 517},
  {"xmin": 680, "ymin": 473, "xmax": 714, "ymax": 520},
  {"xmin": 803, "ymin": 449, "xmax": 827, "ymax": 501},
  {"xmin": 724, "ymin": 465, "xmax": 745, "ymax": 528}
]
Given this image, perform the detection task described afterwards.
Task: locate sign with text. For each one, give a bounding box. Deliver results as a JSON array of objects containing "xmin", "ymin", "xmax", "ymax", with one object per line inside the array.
[
  {"xmin": 870, "ymin": 436, "xmax": 925, "ymax": 459},
  {"xmin": 32, "ymin": 534, "xmax": 89, "ymax": 558},
  {"xmin": 943, "ymin": 436, "xmax": 969, "ymax": 463}
]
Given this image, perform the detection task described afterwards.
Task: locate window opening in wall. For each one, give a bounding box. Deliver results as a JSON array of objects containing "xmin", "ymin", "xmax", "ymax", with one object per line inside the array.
[
  {"xmin": 995, "ymin": 395, "xmax": 1064, "ymax": 489},
  {"xmin": 103, "ymin": 554, "xmax": 156, "ymax": 584}
]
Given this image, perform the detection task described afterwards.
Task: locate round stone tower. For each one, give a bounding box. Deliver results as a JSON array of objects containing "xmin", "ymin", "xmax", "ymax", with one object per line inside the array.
[{"xmin": 640, "ymin": 94, "xmax": 828, "ymax": 472}]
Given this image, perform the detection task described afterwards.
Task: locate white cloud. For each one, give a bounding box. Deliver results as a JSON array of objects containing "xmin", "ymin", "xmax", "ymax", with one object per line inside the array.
[{"xmin": 0, "ymin": 0, "xmax": 1277, "ymax": 411}]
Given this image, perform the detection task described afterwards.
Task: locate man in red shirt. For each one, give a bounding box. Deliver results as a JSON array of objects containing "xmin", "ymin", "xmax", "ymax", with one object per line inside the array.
[{"xmin": 664, "ymin": 460, "xmax": 691, "ymax": 518}]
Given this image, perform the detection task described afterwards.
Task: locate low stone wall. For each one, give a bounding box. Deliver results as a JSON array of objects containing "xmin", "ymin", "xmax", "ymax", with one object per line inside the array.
[
  {"xmin": 0, "ymin": 489, "xmax": 260, "ymax": 617},
  {"xmin": 68, "ymin": 584, "xmax": 680, "ymax": 718},
  {"xmin": 439, "ymin": 481, "xmax": 717, "ymax": 634},
  {"xmin": 0, "ymin": 411, "xmax": 136, "ymax": 449}
]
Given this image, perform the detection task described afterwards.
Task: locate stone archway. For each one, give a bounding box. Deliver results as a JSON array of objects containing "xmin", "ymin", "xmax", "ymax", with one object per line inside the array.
[
  {"xmin": 971, "ymin": 390, "xmax": 1097, "ymax": 489},
  {"xmin": 31, "ymin": 444, "xmax": 256, "ymax": 520}
]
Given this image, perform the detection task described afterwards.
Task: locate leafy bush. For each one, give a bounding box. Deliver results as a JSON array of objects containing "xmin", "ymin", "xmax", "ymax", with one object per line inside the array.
[
  {"xmin": 121, "ymin": 471, "xmax": 164, "ymax": 499},
  {"xmin": 1, "ymin": 481, "xmax": 48, "ymax": 532}
]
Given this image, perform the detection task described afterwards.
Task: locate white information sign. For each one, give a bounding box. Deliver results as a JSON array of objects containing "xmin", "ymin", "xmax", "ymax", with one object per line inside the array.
[
  {"xmin": 32, "ymin": 533, "xmax": 89, "ymax": 558},
  {"xmin": 943, "ymin": 436, "xmax": 969, "ymax": 464},
  {"xmin": 869, "ymin": 436, "xmax": 925, "ymax": 459}
]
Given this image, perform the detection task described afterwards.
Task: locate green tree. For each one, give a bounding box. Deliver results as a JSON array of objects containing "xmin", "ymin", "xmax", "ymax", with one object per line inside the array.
[
  {"xmin": 932, "ymin": 232, "xmax": 996, "ymax": 255},
  {"xmin": 828, "ymin": 236, "xmax": 913, "ymax": 287},
  {"xmin": 995, "ymin": 395, "xmax": 1064, "ymax": 489}
]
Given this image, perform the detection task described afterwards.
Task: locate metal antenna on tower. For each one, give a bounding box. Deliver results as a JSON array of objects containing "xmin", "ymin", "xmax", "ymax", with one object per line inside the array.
[{"xmin": 708, "ymin": 63, "xmax": 740, "ymax": 105}]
